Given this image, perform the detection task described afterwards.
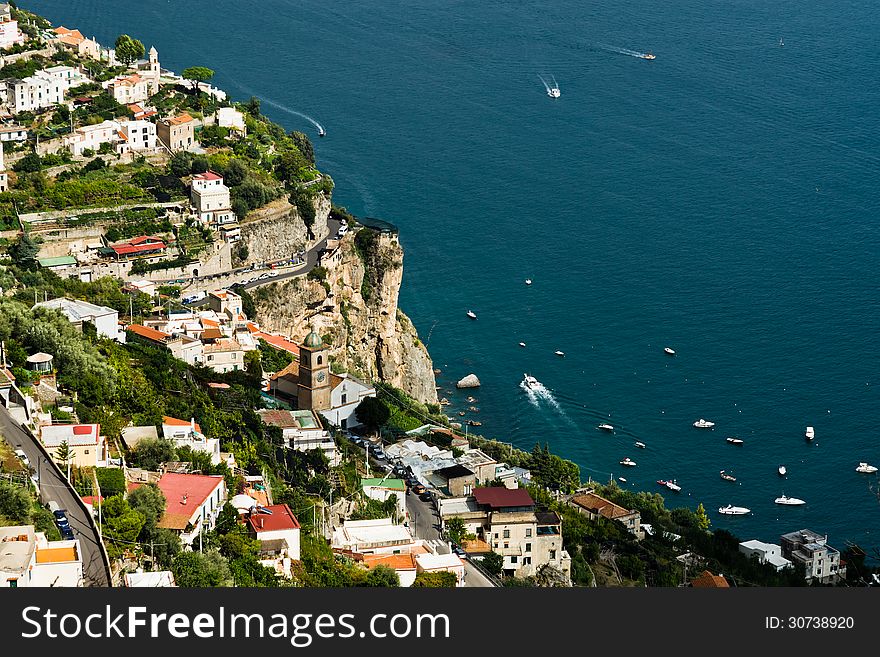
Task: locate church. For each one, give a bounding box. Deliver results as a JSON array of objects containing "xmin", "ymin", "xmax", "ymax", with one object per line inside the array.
[{"xmin": 269, "ymin": 329, "xmax": 377, "ymax": 430}]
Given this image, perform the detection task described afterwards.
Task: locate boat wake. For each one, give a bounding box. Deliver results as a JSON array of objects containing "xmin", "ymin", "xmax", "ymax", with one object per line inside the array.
[
  {"xmin": 230, "ymin": 80, "xmax": 325, "ymax": 135},
  {"xmin": 536, "ymin": 73, "xmax": 560, "ymax": 96},
  {"xmin": 599, "ymin": 44, "xmax": 653, "ymax": 59},
  {"xmin": 520, "ymin": 378, "xmax": 560, "ymax": 409}
]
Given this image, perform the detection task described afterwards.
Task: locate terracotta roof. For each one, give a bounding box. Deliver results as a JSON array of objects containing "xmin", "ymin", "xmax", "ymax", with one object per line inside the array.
[
  {"xmin": 692, "ymin": 570, "xmax": 730, "ymax": 588},
  {"xmin": 570, "ymin": 493, "xmax": 635, "ymax": 520},
  {"xmin": 192, "ymin": 171, "xmax": 222, "ymax": 181},
  {"xmin": 111, "ymin": 241, "xmax": 166, "ymax": 256},
  {"xmin": 155, "ymin": 473, "xmax": 225, "ymax": 531},
  {"xmin": 129, "ymin": 236, "xmax": 166, "ymax": 246},
  {"xmin": 200, "ymin": 318, "xmax": 220, "ymax": 328},
  {"xmin": 203, "ymin": 339, "xmax": 242, "ymax": 353},
  {"xmin": 246, "ymin": 504, "xmax": 301, "ymax": 534},
  {"xmin": 164, "ymin": 113, "xmax": 193, "ymax": 126},
  {"xmin": 270, "ymin": 360, "xmax": 299, "ymax": 380},
  {"xmin": 472, "ymin": 487, "xmax": 534, "ymax": 509},
  {"xmin": 362, "ymin": 553, "xmax": 417, "ymax": 571},
  {"xmin": 200, "ymin": 328, "xmax": 223, "ymax": 341},
  {"xmin": 162, "ymin": 416, "xmax": 202, "ymax": 434},
  {"xmin": 256, "ymin": 332, "xmax": 300, "ymax": 356},
  {"xmin": 114, "ymin": 74, "xmax": 142, "ymax": 86},
  {"xmin": 128, "ymin": 324, "xmax": 170, "ymax": 342}
]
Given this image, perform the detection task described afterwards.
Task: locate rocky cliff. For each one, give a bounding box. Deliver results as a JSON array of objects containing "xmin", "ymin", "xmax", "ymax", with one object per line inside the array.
[
  {"xmin": 235, "ymin": 194, "xmax": 330, "ymax": 266},
  {"xmin": 248, "ymin": 218, "xmax": 437, "ymax": 404}
]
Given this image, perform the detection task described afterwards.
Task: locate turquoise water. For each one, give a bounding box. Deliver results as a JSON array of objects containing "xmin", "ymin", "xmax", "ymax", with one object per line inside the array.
[{"xmin": 30, "ymin": 0, "xmax": 880, "ymax": 553}]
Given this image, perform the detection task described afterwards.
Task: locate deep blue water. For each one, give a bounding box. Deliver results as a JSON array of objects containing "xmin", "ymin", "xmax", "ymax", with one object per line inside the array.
[{"xmin": 29, "ymin": 0, "xmax": 880, "ymax": 554}]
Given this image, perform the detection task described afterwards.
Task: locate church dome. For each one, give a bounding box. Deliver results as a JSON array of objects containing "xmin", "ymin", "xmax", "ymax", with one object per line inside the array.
[{"xmin": 303, "ymin": 330, "xmax": 323, "ymax": 349}]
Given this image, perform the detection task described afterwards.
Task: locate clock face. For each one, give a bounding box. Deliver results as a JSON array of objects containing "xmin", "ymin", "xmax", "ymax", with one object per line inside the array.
[{"xmin": 316, "ymin": 372, "xmax": 326, "ymax": 383}]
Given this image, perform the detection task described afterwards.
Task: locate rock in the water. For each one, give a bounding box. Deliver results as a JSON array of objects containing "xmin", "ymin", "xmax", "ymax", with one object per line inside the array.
[{"xmin": 456, "ymin": 373, "xmax": 481, "ymax": 388}]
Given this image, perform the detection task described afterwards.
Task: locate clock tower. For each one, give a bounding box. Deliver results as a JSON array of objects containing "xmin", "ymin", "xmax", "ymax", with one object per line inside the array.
[{"xmin": 298, "ymin": 328, "xmax": 331, "ymax": 411}]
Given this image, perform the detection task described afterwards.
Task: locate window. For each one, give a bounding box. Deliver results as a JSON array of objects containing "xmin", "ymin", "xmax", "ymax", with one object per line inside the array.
[
  {"xmin": 550, "ymin": 550, "xmax": 556, "ymax": 560},
  {"xmin": 503, "ymin": 542, "xmax": 508, "ymax": 549},
  {"xmin": 84, "ymin": 449, "xmax": 90, "ymax": 454},
  {"xmin": 510, "ymin": 556, "xmax": 517, "ymax": 564},
  {"xmin": 493, "ymin": 533, "xmax": 498, "ymax": 539},
  {"xmin": 525, "ymin": 543, "xmax": 531, "ymax": 552},
  {"xmin": 525, "ymin": 528, "xmax": 532, "ymax": 538},
  {"xmin": 341, "ymin": 394, "xmax": 347, "ymax": 404},
  {"xmin": 524, "ymin": 557, "xmax": 531, "ymax": 565},
  {"xmin": 207, "ymin": 355, "xmax": 214, "ymax": 361},
  {"xmin": 503, "ymin": 529, "xmax": 510, "ymax": 539},
  {"xmin": 317, "ymin": 355, "xmax": 323, "ymax": 365}
]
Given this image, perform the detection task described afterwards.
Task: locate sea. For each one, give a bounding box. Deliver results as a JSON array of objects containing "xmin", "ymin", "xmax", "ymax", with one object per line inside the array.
[{"xmin": 28, "ymin": 0, "xmax": 880, "ymax": 556}]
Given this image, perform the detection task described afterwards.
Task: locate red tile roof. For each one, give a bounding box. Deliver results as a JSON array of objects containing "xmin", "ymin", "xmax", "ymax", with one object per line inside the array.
[
  {"xmin": 162, "ymin": 416, "xmax": 202, "ymax": 434},
  {"xmin": 164, "ymin": 113, "xmax": 193, "ymax": 126},
  {"xmin": 128, "ymin": 324, "xmax": 170, "ymax": 342},
  {"xmin": 691, "ymin": 570, "xmax": 730, "ymax": 588},
  {"xmin": 156, "ymin": 473, "xmax": 225, "ymax": 531},
  {"xmin": 246, "ymin": 504, "xmax": 301, "ymax": 534},
  {"xmin": 570, "ymin": 493, "xmax": 636, "ymax": 520},
  {"xmin": 472, "ymin": 487, "xmax": 534, "ymax": 509},
  {"xmin": 256, "ymin": 332, "xmax": 300, "ymax": 356},
  {"xmin": 192, "ymin": 171, "xmax": 223, "ymax": 182}
]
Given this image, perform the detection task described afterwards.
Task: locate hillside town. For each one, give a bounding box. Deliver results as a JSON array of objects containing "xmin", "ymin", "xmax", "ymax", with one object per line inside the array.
[{"xmin": 0, "ymin": 4, "xmax": 870, "ymax": 589}]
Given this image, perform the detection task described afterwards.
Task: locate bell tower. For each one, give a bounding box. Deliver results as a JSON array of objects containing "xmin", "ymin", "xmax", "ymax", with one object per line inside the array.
[{"xmin": 297, "ymin": 328, "xmax": 330, "ymax": 411}]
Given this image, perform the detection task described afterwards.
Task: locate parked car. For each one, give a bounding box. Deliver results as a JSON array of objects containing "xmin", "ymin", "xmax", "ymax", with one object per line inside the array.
[
  {"xmin": 60, "ymin": 527, "xmax": 75, "ymax": 541},
  {"xmin": 412, "ymin": 484, "xmax": 426, "ymax": 495},
  {"xmin": 452, "ymin": 545, "xmax": 467, "ymax": 558},
  {"xmin": 13, "ymin": 448, "xmax": 29, "ymax": 468}
]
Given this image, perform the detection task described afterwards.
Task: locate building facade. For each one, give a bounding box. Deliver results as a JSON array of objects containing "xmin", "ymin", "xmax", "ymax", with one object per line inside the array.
[{"xmin": 780, "ymin": 529, "xmax": 845, "ymax": 583}]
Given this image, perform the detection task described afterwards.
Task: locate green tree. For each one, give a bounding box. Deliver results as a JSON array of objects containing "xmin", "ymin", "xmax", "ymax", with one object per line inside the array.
[
  {"xmin": 223, "ymin": 159, "xmax": 249, "ymax": 186},
  {"xmin": 101, "ymin": 495, "xmax": 146, "ymax": 559},
  {"xmin": 482, "ymin": 551, "xmax": 504, "ymax": 576},
  {"xmin": 13, "ymin": 152, "xmax": 41, "ymax": 173},
  {"xmin": 8, "ymin": 233, "xmax": 40, "ymax": 269},
  {"xmin": 114, "ymin": 34, "xmax": 145, "ymax": 66},
  {"xmin": 214, "ymin": 502, "xmax": 240, "ymax": 536},
  {"xmin": 354, "ymin": 397, "xmax": 390, "ymax": 434},
  {"xmin": 289, "ymin": 131, "xmax": 315, "ymax": 166},
  {"xmin": 182, "ymin": 66, "xmax": 215, "ymax": 94},
  {"xmin": 95, "ymin": 467, "xmax": 127, "ymax": 497},
  {"xmin": 55, "ymin": 440, "xmax": 71, "ymax": 475},
  {"xmin": 244, "ymin": 97, "xmax": 260, "ymax": 117},
  {"xmin": 171, "ymin": 549, "xmax": 233, "ymax": 587},
  {"xmin": 0, "ymin": 481, "xmax": 31, "ymax": 523},
  {"xmin": 127, "ymin": 482, "xmax": 166, "ymax": 537},
  {"xmin": 695, "ymin": 502, "xmax": 711, "ymax": 532},
  {"xmin": 169, "ymin": 151, "xmax": 193, "ymax": 177},
  {"xmin": 362, "ymin": 565, "xmax": 400, "ymax": 587},
  {"xmin": 412, "ymin": 571, "xmax": 457, "ymax": 587},
  {"xmin": 444, "ymin": 517, "xmax": 466, "ymax": 546},
  {"xmin": 127, "ymin": 437, "xmax": 177, "ymax": 471}
]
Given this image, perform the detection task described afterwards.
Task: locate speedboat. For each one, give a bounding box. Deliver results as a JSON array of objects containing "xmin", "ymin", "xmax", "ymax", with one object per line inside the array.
[
  {"xmin": 726, "ymin": 437, "xmax": 744, "ymax": 445},
  {"xmin": 778, "ymin": 465, "xmax": 787, "ymax": 476},
  {"xmin": 597, "ymin": 423, "xmax": 614, "ymax": 432},
  {"xmin": 775, "ymin": 494, "xmax": 806, "ymax": 505},
  {"xmin": 693, "ymin": 418, "xmax": 715, "ymax": 428},
  {"xmin": 522, "ymin": 373, "xmax": 540, "ymax": 390},
  {"xmin": 318, "ymin": 127, "xmax": 326, "ymax": 137},
  {"xmin": 466, "ymin": 310, "xmax": 477, "ymax": 319},
  {"xmin": 619, "ymin": 457, "xmax": 637, "ymax": 467},
  {"xmin": 664, "ymin": 347, "xmax": 675, "ymax": 355},
  {"xmin": 634, "ymin": 441, "xmax": 646, "ymax": 449},
  {"xmin": 658, "ymin": 479, "xmax": 681, "ymax": 492},
  {"xmin": 519, "ymin": 342, "xmax": 526, "ymax": 348},
  {"xmin": 642, "ymin": 52, "xmax": 656, "ymax": 60},
  {"xmin": 718, "ymin": 505, "xmax": 751, "ymax": 515},
  {"xmin": 856, "ymin": 462, "xmax": 879, "ymax": 474},
  {"xmin": 720, "ymin": 470, "xmax": 737, "ymax": 482},
  {"xmin": 525, "ymin": 279, "xmax": 532, "ymax": 285},
  {"xmin": 547, "ymin": 86, "xmax": 561, "ymax": 98},
  {"xmin": 554, "ymin": 350, "xmax": 565, "ymax": 356},
  {"xmin": 805, "ymin": 426, "xmax": 814, "ymax": 440},
  {"xmin": 618, "ymin": 477, "xmax": 627, "ymax": 483}
]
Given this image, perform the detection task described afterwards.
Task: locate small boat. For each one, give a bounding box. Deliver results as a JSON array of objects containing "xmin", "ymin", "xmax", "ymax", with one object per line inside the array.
[
  {"xmin": 466, "ymin": 310, "xmax": 477, "ymax": 319},
  {"xmin": 720, "ymin": 470, "xmax": 737, "ymax": 482},
  {"xmin": 664, "ymin": 347, "xmax": 675, "ymax": 355},
  {"xmin": 642, "ymin": 52, "xmax": 656, "ymax": 60},
  {"xmin": 525, "ymin": 279, "xmax": 532, "ymax": 285},
  {"xmin": 775, "ymin": 494, "xmax": 806, "ymax": 505},
  {"xmin": 634, "ymin": 441, "xmax": 646, "ymax": 449},
  {"xmin": 554, "ymin": 350, "xmax": 565, "ymax": 357},
  {"xmin": 467, "ymin": 420, "xmax": 482, "ymax": 427},
  {"xmin": 547, "ymin": 86, "xmax": 561, "ymax": 98},
  {"xmin": 658, "ymin": 479, "xmax": 681, "ymax": 492},
  {"xmin": 519, "ymin": 342, "xmax": 526, "ymax": 348},
  {"xmin": 779, "ymin": 37, "xmax": 784, "ymax": 47},
  {"xmin": 468, "ymin": 406, "xmax": 479, "ymax": 412},
  {"xmin": 318, "ymin": 127, "xmax": 326, "ymax": 137},
  {"xmin": 458, "ymin": 411, "xmax": 466, "ymax": 416},
  {"xmin": 778, "ymin": 465, "xmax": 787, "ymax": 476},
  {"xmin": 597, "ymin": 423, "xmax": 614, "ymax": 432},
  {"xmin": 466, "ymin": 396, "xmax": 477, "ymax": 403},
  {"xmin": 805, "ymin": 426, "xmax": 814, "ymax": 440},
  {"xmin": 726, "ymin": 437, "xmax": 744, "ymax": 445},
  {"xmin": 718, "ymin": 504, "xmax": 751, "ymax": 515},
  {"xmin": 439, "ymin": 398, "xmax": 450, "ymax": 405},
  {"xmin": 522, "ymin": 373, "xmax": 541, "ymax": 391},
  {"xmin": 618, "ymin": 477, "xmax": 627, "ymax": 483},
  {"xmin": 856, "ymin": 462, "xmax": 879, "ymax": 474},
  {"xmin": 619, "ymin": 457, "xmax": 637, "ymax": 467},
  {"xmin": 693, "ymin": 418, "xmax": 715, "ymax": 428}
]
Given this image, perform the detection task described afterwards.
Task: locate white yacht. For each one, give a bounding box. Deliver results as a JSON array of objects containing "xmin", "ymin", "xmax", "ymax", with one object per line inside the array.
[
  {"xmin": 775, "ymin": 494, "xmax": 806, "ymax": 505},
  {"xmin": 519, "ymin": 342, "xmax": 526, "ymax": 348},
  {"xmin": 664, "ymin": 347, "xmax": 676, "ymax": 355},
  {"xmin": 597, "ymin": 423, "xmax": 614, "ymax": 432},
  {"xmin": 522, "ymin": 373, "xmax": 541, "ymax": 391},
  {"xmin": 466, "ymin": 310, "xmax": 477, "ymax": 319},
  {"xmin": 693, "ymin": 418, "xmax": 715, "ymax": 428},
  {"xmin": 618, "ymin": 477, "xmax": 627, "ymax": 483},
  {"xmin": 634, "ymin": 441, "xmax": 646, "ymax": 449},
  {"xmin": 658, "ymin": 479, "xmax": 681, "ymax": 492},
  {"xmin": 554, "ymin": 350, "xmax": 565, "ymax": 357},
  {"xmin": 726, "ymin": 437, "xmax": 744, "ymax": 445},
  {"xmin": 856, "ymin": 462, "xmax": 878, "ymax": 474},
  {"xmin": 805, "ymin": 426, "xmax": 815, "ymax": 440},
  {"xmin": 778, "ymin": 465, "xmax": 787, "ymax": 476},
  {"xmin": 718, "ymin": 505, "xmax": 751, "ymax": 515},
  {"xmin": 547, "ymin": 86, "xmax": 561, "ymax": 98},
  {"xmin": 619, "ymin": 457, "xmax": 637, "ymax": 467},
  {"xmin": 525, "ymin": 279, "xmax": 532, "ymax": 285}
]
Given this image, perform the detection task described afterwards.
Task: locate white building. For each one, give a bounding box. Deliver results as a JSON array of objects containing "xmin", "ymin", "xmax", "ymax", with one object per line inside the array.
[
  {"xmin": 739, "ymin": 539, "xmax": 792, "ymax": 572},
  {"xmin": 117, "ymin": 119, "xmax": 157, "ymax": 152},
  {"xmin": 104, "ymin": 73, "xmax": 151, "ymax": 105},
  {"xmin": 63, "ymin": 119, "xmax": 120, "ymax": 157},
  {"xmin": 191, "ymin": 171, "xmax": 234, "ymax": 225},
  {"xmin": 153, "ymin": 473, "xmax": 227, "ymax": 548},
  {"xmin": 124, "ymin": 571, "xmax": 176, "ymax": 587},
  {"xmin": 257, "ymin": 409, "xmax": 340, "ymax": 466},
  {"xmin": 0, "ymin": 7, "xmax": 25, "ymax": 50},
  {"xmin": 161, "ymin": 416, "xmax": 221, "ymax": 465},
  {"xmin": 40, "ymin": 423, "xmax": 107, "ymax": 469},
  {"xmin": 361, "ymin": 477, "xmax": 407, "ymax": 522},
  {"xmin": 3, "ymin": 72, "xmax": 64, "ymax": 114},
  {"xmin": 203, "ymin": 338, "xmax": 245, "ymax": 373},
  {"xmin": 320, "ymin": 373, "xmax": 376, "ymax": 430},
  {"xmin": 245, "ymin": 504, "xmax": 301, "ymax": 577},
  {"xmin": 414, "ymin": 552, "xmax": 466, "ymax": 587},
  {"xmin": 216, "ymin": 107, "xmax": 246, "ymax": 133},
  {"xmin": 780, "ymin": 529, "xmax": 846, "ymax": 583},
  {"xmin": 331, "ymin": 518, "xmax": 416, "ymax": 555},
  {"xmin": 33, "ymin": 297, "xmax": 124, "ymax": 342},
  {"xmin": 0, "ymin": 525, "xmax": 83, "ymax": 587},
  {"xmin": 0, "ymin": 124, "xmax": 27, "ymax": 141},
  {"xmin": 127, "ymin": 324, "xmax": 205, "ymax": 367}
]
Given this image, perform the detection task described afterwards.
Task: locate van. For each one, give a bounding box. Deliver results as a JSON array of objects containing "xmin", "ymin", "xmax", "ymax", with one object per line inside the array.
[
  {"xmin": 14, "ymin": 449, "xmax": 29, "ymax": 468},
  {"xmin": 48, "ymin": 501, "xmax": 61, "ymax": 513}
]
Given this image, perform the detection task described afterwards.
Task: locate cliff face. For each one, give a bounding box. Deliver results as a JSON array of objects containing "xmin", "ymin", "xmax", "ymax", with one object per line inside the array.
[
  {"xmin": 249, "ymin": 221, "xmax": 438, "ymax": 404},
  {"xmin": 236, "ymin": 194, "xmax": 331, "ymax": 266}
]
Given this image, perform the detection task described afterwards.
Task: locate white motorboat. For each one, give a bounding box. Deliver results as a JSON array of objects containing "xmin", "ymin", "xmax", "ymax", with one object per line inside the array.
[
  {"xmin": 805, "ymin": 426, "xmax": 815, "ymax": 440},
  {"xmin": 522, "ymin": 373, "xmax": 541, "ymax": 391},
  {"xmin": 856, "ymin": 462, "xmax": 879, "ymax": 474},
  {"xmin": 618, "ymin": 477, "xmax": 627, "ymax": 483},
  {"xmin": 693, "ymin": 418, "xmax": 715, "ymax": 428},
  {"xmin": 778, "ymin": 465, "xmax": 787, "ymax": 476},
  {"xmin": 720, "ymin": 470, "xmax": 737, "ymax": 482},
  {"xmin": 466, "ymin": 310, "xmax": 477, "ymax": 319},
  {"xmin": 775, "ymin": 495, "xmax": 806, "ymax": 506},
  {"xmin": 525, "ymin": 279, "xmax": 532, "ymax": 285},
  {"xmin": 519, "ymin": 342, "xmax": 526, "ymax": 348},
  {"xmin": 726, "ymin": 437, "xmax": 744, "ymax": 445},
  {"xmin": 658, "ymin": 479, "xmax": 681, "ymax": 492},
  {"xmin": 547, "ymin": 86, "xmax": 561, "ymax": 98},
  {"xmin": 718, "ymin": 504, "xmax": 751, "ymax": 515},
  {"xmin": 664, "ymin": 347, "xmax": 675, "ymax": 355},
  {"xmin": 634, "ymin": 441, "xmax": 646, "ymax": 449},
  {"xmin": 619, "ymin": 457, "xmax": 637, "ymax": 467},
  {"xmin": 597, "ymin": 423, "xmax": 614, "ymax": 432},
  {"xmin": 554, "ymin": 350, "xmax": 565, "ymax": 357}
]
